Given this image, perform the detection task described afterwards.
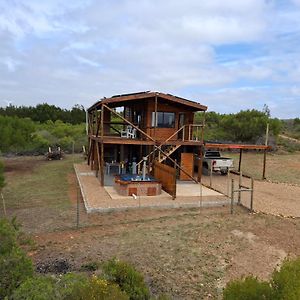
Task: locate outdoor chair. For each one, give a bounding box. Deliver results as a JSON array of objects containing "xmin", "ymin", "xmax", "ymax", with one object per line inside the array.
[{"xmin": 120, "ymin": 125, "xmax": 132, "ymax": 138}]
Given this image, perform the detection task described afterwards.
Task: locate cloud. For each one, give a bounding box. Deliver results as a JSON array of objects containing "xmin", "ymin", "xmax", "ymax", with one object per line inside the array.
[{"xmin": 0, "ymin": 0, "xmax": 299, "ymax": 117}]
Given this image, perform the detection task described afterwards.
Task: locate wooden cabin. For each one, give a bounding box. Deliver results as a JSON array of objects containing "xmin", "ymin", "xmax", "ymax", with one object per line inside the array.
[{"xmin": 87, "ymin": 91, "xmax": 207, "ymax": 189}]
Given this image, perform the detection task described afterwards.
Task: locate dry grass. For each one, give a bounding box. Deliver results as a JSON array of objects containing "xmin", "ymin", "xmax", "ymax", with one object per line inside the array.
[{"xmin": 226, "ymin": 151, "xmax": 300, "ymax": 185}]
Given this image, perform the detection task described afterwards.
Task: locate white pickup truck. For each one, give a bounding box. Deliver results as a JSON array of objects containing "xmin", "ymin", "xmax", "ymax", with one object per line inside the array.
[{"xmin": 201, "ymin": 151, "xmax": 234, "ymax": 175}]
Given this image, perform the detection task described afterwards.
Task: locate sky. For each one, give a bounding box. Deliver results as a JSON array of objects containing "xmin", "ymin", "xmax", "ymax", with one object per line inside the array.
[{"xmin": 0, "ymin": 0, "xmax": 300, "ymax": 118}]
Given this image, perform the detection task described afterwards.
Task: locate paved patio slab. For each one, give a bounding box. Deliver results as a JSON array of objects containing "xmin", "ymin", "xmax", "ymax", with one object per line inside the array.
[{"xmin": 74, "ymin": 163, "xmax": 229, "ymax": 213}]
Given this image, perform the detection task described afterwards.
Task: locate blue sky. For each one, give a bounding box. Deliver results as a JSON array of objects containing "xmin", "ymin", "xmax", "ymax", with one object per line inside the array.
[{"xmin": 0, "ymin": 0, "xmax": 300, "ymax": 118}]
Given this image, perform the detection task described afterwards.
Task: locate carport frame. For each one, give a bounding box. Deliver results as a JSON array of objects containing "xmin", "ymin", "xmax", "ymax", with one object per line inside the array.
[{"xmin": 204, "ymin": 143, "xmax": 272, "ymax": 180}]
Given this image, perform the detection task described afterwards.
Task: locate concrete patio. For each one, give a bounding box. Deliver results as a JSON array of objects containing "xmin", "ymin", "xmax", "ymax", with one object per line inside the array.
[{"xmin": 74, "ymin": 163, "xmax": 230, "ymax": 213}]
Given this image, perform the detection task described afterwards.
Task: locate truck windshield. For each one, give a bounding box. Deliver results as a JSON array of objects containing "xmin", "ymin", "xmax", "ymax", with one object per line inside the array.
[{"xmin": 205, "ymin": 151, "xmax": 221, "ymax": 157}]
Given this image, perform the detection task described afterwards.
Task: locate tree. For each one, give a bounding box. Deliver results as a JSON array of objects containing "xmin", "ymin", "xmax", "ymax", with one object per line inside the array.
[{"xmin": 263, "ymin": 104, "xmax": 271, "ymax": 117}]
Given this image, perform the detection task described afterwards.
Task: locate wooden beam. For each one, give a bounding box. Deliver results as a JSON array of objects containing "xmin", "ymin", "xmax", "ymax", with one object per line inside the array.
[{"xmin": 205, "ymin": 143, "xmax": 271, "ymax": 150}]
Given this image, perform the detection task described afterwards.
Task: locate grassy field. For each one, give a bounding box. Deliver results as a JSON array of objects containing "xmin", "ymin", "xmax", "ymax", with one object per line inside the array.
[
  {"xmin": 1, "ymin": 154, "xmax": 84, "ymax": 232},
  {"xmin": 1, "ymin": 153, "xmax": 300, "ymax": 298},
  {"xmin": 3, "ymin": 155, "xmax": 83, "ymax": 209},
  {"xmin": 226, "ymin": 151, "xmax": 300, "ymax": 185}
]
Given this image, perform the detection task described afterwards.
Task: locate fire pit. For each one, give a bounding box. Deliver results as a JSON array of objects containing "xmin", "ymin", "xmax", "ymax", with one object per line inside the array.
[{"xmin": 114, "ymin": 174, "xmax": 162, "ymax": 196}]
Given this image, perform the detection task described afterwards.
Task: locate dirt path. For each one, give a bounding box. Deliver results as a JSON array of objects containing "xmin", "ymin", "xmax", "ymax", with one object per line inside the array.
[
  {"xmin": 279, "ymin": 134, "xmax": 300, "ymax": 144},
  {"xmin": 202, "ymin": 174, "xmax": 300, "ymax": 217}
]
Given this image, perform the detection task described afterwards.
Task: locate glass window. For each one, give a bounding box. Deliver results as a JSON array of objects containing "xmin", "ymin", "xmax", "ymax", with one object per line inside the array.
[{"xmin": 151, "ymin": 112, "xmax": 175, "ymax": 128}]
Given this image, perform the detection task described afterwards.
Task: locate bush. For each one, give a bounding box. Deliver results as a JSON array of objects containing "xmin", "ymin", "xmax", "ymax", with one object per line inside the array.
[
  {"xmin": 223, "ymin": 276, "xmax": 273, "ymax": 300},
  {"xmin": 55, "ymin": 273, "xmax": 88, "ymax": 299},
  {"xmin": 0, "ymin": 218, "xmax": 17, "ymax": 255},
  {"xmin": 0, "ymin": 247, "xmax": 34, "ymax": 299},
  {"xmin": 68, "ymin": 275, "xmax": 129, "ymax": 300},
  {"xmin": 223, "ymin": 258, "xmax": 300, "ymax": 299},
  {"xmin": 12, "ymin": 276, "xmax": 56, "ymax": 300},
  {"xmin": 102, "ymin": 258, "xmax": 150, "ymax": 300},
  {"xmin": 271, "ymin": 258, "xmax": 300, "ymax": 300}
]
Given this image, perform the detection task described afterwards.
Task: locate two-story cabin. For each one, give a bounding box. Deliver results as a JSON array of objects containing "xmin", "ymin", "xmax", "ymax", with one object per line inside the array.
[{"xmin": 87, "ymin": 91, "xmax": 207, "ymax": 187}]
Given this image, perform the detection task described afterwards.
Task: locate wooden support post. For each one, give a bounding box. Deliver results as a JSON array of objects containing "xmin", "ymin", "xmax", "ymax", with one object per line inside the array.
[
  {"xmin": 154, "ymin": 95, "xmax": 157, "ymax": 140},
  {"xmin": 262, "ymin": 149, "xmax": 267, "ymax": 180},
  {"xmin": 173, "ymin": 159, "xmax": 177, "ymax": 200},
  {"xmin": 96, "ymin": 142, "xmax": 101, "ymax": 178},
  {"xmin": 201, "ymin": 111, "xmax": 205, "ymax": 144},
  {"xmin": 197, "ymin": 146, "xmax": 203, "ymax": 182},
  {"xmin": 238, "ymin": 149, "xmax": 243, "ymax": 172},
  {"xmin": 100, "ymin": 105, "xmax": 104, "ymax": 186},
  {"xmin": 87, "ymin": 138, "xmax": 91, "ymax": 165},
  {"xmin": 90, "ymin": 140, "xmax": 95, "ymax": 170},
  {"xmin": 100, "ymin": 143, "xmax": 104, "ymax": 186},
  {"xmin": 238, "ymin": 171, "xmax": 242, "ymax": 205},
  {"xmin": 231, "ymin": 179, "xmax": 234, "ymax": 214},
  {"xmin": 210, "ymin": 160, "xmax": 213, "ymax": 188},
  {"xmin": 250, "ymin": 177, "xmax": 254, "ymax": 212}
]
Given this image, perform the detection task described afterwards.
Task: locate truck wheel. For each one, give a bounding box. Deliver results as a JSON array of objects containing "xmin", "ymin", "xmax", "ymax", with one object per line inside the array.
[{"xmin": 220, "ymin": 170, "xmax": 228, "ymax": 175}]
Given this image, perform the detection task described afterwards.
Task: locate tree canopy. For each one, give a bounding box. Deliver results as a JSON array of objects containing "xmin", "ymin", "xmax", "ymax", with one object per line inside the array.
[
  {"xmin": 195, "ymin": 109, "xmax": 282, "ymax": 143},
  {"xmin": 0, "ymin": 103, "xmax": 86, "ymax": 125}
]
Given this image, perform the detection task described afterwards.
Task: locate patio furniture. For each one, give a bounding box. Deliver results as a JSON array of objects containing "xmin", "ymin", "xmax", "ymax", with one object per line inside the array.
[{"xmin": 120, "ymin": 125, "xmax": 136, "ymax": 139}]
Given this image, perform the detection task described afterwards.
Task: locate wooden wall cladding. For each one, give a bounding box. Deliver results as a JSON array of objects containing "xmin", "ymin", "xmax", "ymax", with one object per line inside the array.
[
  {"xmin": 180, "ymin": 153, "xmax": 194, "ymax": 180},
  {"xmin": 153, "ymin": 161, "xmax": 176, "ymax": 199}
]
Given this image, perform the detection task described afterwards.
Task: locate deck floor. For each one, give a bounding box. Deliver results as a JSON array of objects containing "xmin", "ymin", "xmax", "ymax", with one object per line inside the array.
[{"xmin": 74, "ymin": 164, "xmax": 229, "ymax": 213}]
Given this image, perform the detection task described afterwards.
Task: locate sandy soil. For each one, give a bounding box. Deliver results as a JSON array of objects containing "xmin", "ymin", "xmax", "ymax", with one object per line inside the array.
[{"xmin": 201, "ymin": 173, "xmax": 300, "ymax": 217}]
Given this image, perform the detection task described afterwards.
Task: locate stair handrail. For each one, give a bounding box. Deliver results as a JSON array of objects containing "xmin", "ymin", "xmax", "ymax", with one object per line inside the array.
[{"xmin": 136, "ymin": 125, "xmax": 185, "ymax": 170}]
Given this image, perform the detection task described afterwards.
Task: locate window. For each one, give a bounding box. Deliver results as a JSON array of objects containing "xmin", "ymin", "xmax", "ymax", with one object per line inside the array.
[{"xmin": 151, "ymin": 112, "xmax": 175, "ymax": 128}]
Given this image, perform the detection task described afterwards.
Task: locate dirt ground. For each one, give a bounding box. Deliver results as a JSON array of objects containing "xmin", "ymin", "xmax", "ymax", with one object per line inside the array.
[
  {"xmin": 31, "ymin": 207, "xmax": 300, "ymax": 299},
  {"xmin": 201, "ymin": 172, "xmax": 300, "ymax": 217},
  {"xmin": 2, "ymin": 154, "xmax": 300, "ymax": 299}
]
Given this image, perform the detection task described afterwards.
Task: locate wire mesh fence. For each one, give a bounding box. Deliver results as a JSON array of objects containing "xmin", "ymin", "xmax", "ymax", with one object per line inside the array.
[{"xmin": 0, "ymin": 153, "xmax": 256, "ymax": 235}]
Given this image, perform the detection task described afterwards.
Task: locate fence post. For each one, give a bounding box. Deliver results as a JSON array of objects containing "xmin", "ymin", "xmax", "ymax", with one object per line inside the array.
[
  {"xmin": 227, "ymin": 171, "xmax": 230, "ymax": 197},
  {"xmin": 238, "ymin": 171, "xmax": 242, "ymax": 205},
  {"xmin": 76, "ymin": 186, "xmax": 80, "ymax": 229},
  {"xmin": 231, "ymin": 179, "xmax": 234, "ymax": 214},
  {"xmin": 250, "ymin": 178, "xmax": 254, "ymax": 212}
]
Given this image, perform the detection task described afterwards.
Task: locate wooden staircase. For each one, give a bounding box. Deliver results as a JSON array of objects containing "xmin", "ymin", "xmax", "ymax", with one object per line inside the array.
[{"xmin": 157, "ymin": 145, "xmax": 181, "ymax": 163}]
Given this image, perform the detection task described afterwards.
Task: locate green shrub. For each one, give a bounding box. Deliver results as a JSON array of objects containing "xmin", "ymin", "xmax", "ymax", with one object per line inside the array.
[
  {"xmin": 223, "ymin": 276, "xmax": 273, "ymax": 300},
  {"xmin": 102, "ymin": 258, "xmax": 150, "ymax": 300},
  {"xmin": 55, "ymin": 273, "xmax": 88, "ymax": 299},
  {"xmin": 0, "ymin": 218, "xmax": 17, "ymax": 255},
  {"xmin": 80, "ymin": 261, "xmax": 100, "ymax": 272},
  {"xmin": 271, "ymin": 258, "xmax": 300, "ymax": 300},
  {"xmin": 68, "ymin": 275, "xmax": 129, "ymax": 300},
  {"xmin": 12, "ymin": 276, "xmax": 56, "ymax": 300},
  {"xmin": 0, "ymin": 247, "xmax": 34, "ymax": 299}
]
